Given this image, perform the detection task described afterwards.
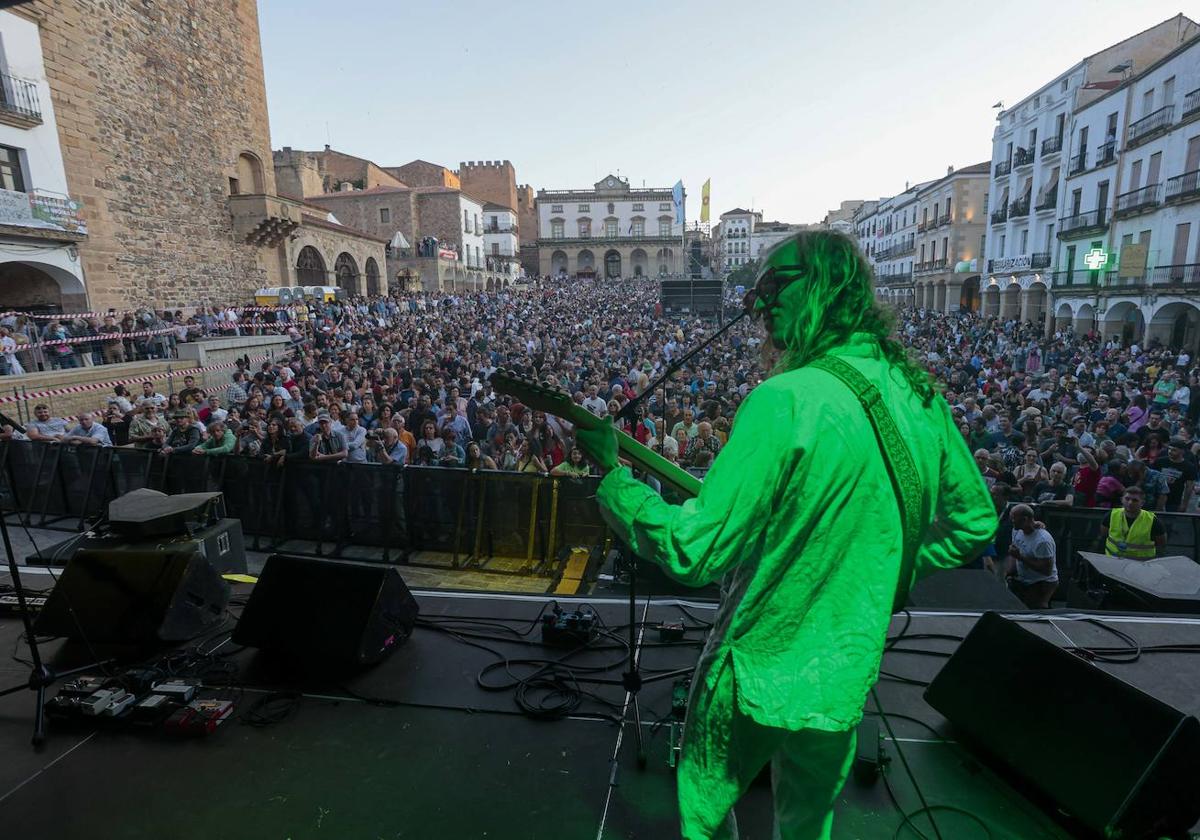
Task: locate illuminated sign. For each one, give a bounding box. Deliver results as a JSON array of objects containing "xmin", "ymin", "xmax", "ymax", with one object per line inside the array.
[{"xmin": 1084, "ymin": 247, "xmax": 1108, "ymax": 270}]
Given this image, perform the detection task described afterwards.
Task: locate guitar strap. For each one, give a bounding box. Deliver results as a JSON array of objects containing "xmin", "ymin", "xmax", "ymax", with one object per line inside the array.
[{"xmin": 809, "ymin": 355, "xmax": 921, "ymax": 613}]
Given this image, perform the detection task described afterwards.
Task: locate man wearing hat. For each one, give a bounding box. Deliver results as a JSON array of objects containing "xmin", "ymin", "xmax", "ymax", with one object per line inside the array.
[
  {"xmin": 1153, "ymin": 437, "xmax": 1197, "ymax": 513},
  {"xmin": 309, "ymin": 413, "xmax": 347, "ymax": 463},
  {"xmin": 1041, "ymin": 421, "xmax": 1079, "ymax": 469},
  {"xmin": 160, "ymin": 411, "xmax": 201, "ymax": 456}
]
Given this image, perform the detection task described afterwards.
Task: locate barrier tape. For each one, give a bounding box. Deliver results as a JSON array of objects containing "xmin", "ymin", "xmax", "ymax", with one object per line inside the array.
[
  {"xmin": 0, "ymin": 305, "xmax": 299, "ymax": 320},
  {"xmin": 23, "ymin": 326, "xmax": 200, "ymax": 351},
  {"xmin": 0, "ymin": 353, "xmax": 274, "ymax": 405}
]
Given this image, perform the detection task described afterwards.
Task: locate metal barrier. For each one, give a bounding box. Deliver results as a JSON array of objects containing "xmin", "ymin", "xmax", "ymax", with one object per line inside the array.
[{"xmin": 0, "ymin": 440, "xmax": 608, "ymax": 576}]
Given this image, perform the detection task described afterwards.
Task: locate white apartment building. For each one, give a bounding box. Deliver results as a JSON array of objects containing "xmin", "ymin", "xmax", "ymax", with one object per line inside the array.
[
  {"xmin": 716, "ymin": 208, "xmax": 760, "ymax": 277},
  {"xmin": 536, "ymin": 174, "xmax": 683, "ymax": 278},
  {"xmin": 0, "ymin": 8, "xmax": 88, "ymax": 311},
  {"xmin": 1048, "ymin": 34, "xmax": 1200, "ymax": 351},
  {"xmin": 482, "ymin": 203, "xmax": 521, "ymax": 279},
  {"xmin": 983, "ymin": 14, "xmax": 1200, "ymax": 333}
]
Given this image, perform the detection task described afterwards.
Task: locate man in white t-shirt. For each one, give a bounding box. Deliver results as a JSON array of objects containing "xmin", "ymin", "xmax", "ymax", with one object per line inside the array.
[{"xmin": 1005, "ymin": 504, "xmax": 1058, "ymax": 609}]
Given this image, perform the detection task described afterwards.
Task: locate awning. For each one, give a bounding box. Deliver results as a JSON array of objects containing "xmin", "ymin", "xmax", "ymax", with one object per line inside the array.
[{"xmin": 390, "ymin": 231, "xmax": 410, "ymax": 250}]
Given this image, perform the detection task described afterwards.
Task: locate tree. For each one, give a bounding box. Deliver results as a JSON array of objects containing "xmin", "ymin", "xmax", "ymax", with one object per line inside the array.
[{"xmin": 726, "ymin": 259, "xmax": 760, "ymax": 287}]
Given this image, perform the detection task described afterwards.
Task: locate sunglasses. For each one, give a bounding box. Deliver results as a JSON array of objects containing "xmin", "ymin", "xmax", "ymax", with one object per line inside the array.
[{"xmin": 743, "ymin": 266, "xmax": 806, "ymax": 318}]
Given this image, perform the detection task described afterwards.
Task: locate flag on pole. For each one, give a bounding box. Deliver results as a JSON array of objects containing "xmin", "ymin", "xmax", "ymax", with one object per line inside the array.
[
  {"xmin": 700, "ymin": 179, "xmax": 711, "ymax": 223},
  {"xmin": 672, "ymin": 180, "xmax": 685, "ymax": 225}
]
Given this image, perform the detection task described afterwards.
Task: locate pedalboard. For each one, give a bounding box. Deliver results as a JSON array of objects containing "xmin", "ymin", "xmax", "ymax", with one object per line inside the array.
[
  {"xmin": 164, "ymin": 699, "xmax": 234, "ymax": 737},
  {"xmin": 541, "ymin": 607, "xmax": 600, "ymax": 647}
]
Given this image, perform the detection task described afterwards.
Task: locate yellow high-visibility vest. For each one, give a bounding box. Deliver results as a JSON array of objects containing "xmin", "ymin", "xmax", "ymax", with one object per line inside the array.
[{"xmin": 1106, "ymin": 508, "xmax": 1157, "ymax": 559}]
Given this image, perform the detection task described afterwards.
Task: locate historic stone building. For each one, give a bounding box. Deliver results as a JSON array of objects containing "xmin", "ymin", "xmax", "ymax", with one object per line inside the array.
[
  {"xmin": 537, "ymin": 175, "xmax": 684, "ymax": 278},
  {"xmin": 29, "ymin": 0, "xmax": 302, "ymax": 311}
]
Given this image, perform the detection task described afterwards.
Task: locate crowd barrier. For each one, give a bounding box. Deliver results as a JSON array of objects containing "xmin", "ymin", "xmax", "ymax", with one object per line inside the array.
[{"xmin": 0, "ymin": 440, "xmax": 609, "ymax": 575}]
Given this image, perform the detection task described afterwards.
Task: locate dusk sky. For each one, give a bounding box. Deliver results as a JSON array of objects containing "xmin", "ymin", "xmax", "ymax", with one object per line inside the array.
[{"xmin": 259, "ymin": 1, "xmax": 1193, "ymax": 224}]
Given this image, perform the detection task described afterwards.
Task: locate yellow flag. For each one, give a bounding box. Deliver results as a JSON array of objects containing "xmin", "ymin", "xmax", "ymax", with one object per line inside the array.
[{"xmin": 700, "ymin": 179, "xmax": 711, "ymax": 223}]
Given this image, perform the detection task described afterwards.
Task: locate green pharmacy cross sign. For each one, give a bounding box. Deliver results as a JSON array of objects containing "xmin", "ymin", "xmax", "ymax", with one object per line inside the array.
[{"xmin": 1084, "ymin": 247, "xmax": 1109, "ymax": 270}]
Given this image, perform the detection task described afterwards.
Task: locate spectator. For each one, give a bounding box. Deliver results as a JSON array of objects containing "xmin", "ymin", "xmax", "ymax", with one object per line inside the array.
[
  {"xmin": 464, "ymin": 440, "xmax": 497, "ymax": 471},
  {"xmin": 195, "ymin": 420, "xmax": 235, "ymax": 455},
  {"xmin": 551, "ymin": 446, "xmax": 590, "ymax": 477},
  {"xmin": 63, "ymin": 413, "xmax": 112, "ymax": 447},
  {"xmin": 1031, "ymin": 462, "xmax": 1073, "ymax": 506},
  {"xmin": 1004, "ymin": 503, "xmax": 1058, "ymax": 609},
  {"xmin": 137, "ymin": 380, "xmax": 167, "ymax": 409},
  {"xmin": 160, "ymin": 411, "xmax": 202, "ymax": 456},
  {"xmin": 26, "ymin": 404, "xmax": 69, "ymax": 442},
  {"xmin": 129, "ymin": 403, "xmax": 169, "ymax": 446},
  {"xmin": 1154, "ymin": 437, "xmax": 1197, "ymax": 513},
  {"xmin": 309, "ymin": 413, "xmax": 347, "ymax": 463},
  {"xmin": 342, "ymin": 411, "xmax": 368, "ymax": 464}
]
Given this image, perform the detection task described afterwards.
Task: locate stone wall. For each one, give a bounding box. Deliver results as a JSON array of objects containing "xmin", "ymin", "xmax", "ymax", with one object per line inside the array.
[
  {"xmin": 458, "ymin": 160, "xmax": 517, "ymax": 213},
  {"xmin": 416, "ymin": 192, "xmax": 467, "ymax": 252},
  {"xmin": 283, "ymin": 221, "xmax": 387, "ymax": 295},
  {"xmin": 32, "ymin": 0, "xmax": 283, "ymax": 311},
  {"xmin": 273, "ymin": 148, "xmax": 324, "ymax": 199},
  {"xmin": 386, "ymin": 161, "xmax": 459, "ymax": 189}
]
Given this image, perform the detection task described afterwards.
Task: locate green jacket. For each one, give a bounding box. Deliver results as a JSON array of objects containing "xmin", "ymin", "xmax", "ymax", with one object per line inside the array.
[
  {"xmin": 596, "ymin": 333, "xmax": 997, "ymax": 731},
  {"xmin": 199, "ymin": 430, "xmax": 235, "ymax": 455}
]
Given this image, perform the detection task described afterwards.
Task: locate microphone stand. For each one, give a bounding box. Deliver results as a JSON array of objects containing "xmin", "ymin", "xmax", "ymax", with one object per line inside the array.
[{"xmin": 612, "ymin": 305, "xmax": 748, "ymax": 768}]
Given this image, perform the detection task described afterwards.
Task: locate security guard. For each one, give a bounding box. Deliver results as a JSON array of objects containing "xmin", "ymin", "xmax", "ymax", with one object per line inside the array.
[{"xmin": 1098, "ymin": 485, "xmax": 1166, "ymax": 559}]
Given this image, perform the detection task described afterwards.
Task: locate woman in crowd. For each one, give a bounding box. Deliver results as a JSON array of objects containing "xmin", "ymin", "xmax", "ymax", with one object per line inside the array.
[
  {"xmin": 515, "ymin": 438, "xmax": 547, "ymax": 474},
  {"xmin": 551, "ymin": 447, "xmax": 591, "ymax": 477},
  {"xmin": 464, "ymin": 441, "xmax": 497, "ymax": 471}
]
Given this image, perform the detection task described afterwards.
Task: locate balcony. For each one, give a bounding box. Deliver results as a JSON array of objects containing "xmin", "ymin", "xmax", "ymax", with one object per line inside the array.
[
  {"xmin": 1165, "ymin": 169, "xmax": 1200, "ymax": 203},
  {"xmin": 1014, "ymin": 147, "xmax": 1035, "ymax": 168},
  {"xmin": 1050, "ymin": 270, "xmax": 1090, "ymax": 290},
  {"xmin": 1147, "ymin": 263, "xmax": 1200, "ymax": 286},
  {"xmin": 1114, "ymin": 184, "xmax": 1161, "ymax": 218},
  {"xmin": 994, "ymin": 160, "xmax": 1012, "ymax": 177},
  {"xmin": 1031, "ymin": 253, "xmax": 1052, "ymax": 269},
  {"xmin": 990, "ymin": 207, "xmax": 1008, "ymax": 225},
  {"xmin": 932, "ymin": 258, "xmax": 948, "ymax": 271},
  {"xmin": 229, "ymin": 193, "xmax": 302, "ymax": 247},
  {"xmin": 880, "ymin": 271, "xmax": 913, "ymax": 286},
  {"xmin": 1068, "ymin": 151, "xmax": 1087, "ymax": 176},
  {"xmin": 937, "ymin": 213, "xmax": 951, "ymax": 227},
  {"xmin": 1041, "ymin": 135, "xmax": 1063, "ymax": 156},
  {"xmin": 1185, "ymin": 88, "xmax": 1200, "ymax": 120},
  {"xmin": 1094, "ymin": 141, "xmax": 1116, "ymax": 167},
  {"xmin": 484, "ymin": 224, "xmax": 518, "ymax": 235},
  {"xmin": 1057, "ymin": 208, "xmax": 1107, "ymax": 239},
  {"xmin": 914, "ymin": 261, "xmax": 929, "ymax": 274},
  {"xmin": 0, "ymin": 73, "xmax": 42, "ymax": 128},
  {"xmin": 1128, "ymin": 105, "xmax": 1174, "ymax": 147},
  {"xmin": 1009, "ymin": 196, "xmax": 1030, "ymax": 218},
  {"xmin": 917, "ymin": 220, "xmax": 928, "ymax": 233},
  {"xmin": 1035, "ymin": 186, "xmax": 1058, "ymax": 212}
]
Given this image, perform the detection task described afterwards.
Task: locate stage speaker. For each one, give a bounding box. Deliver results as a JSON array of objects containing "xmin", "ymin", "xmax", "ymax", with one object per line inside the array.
[
  {"xmin": 1071, "ymin": 552, "xmax": 1200, "ymax": 614},
  {"xmin": 905, "ymin": 568, "xmax": 1026, "ymax": 611},
  {"xmin": 232, "ymin": 555, "xmax": 419, "ymax": 670},
  {"xmin": 34, "ymin": 547, "xmax": 229, "ymax": 644},
  {"xmin": 925, "ymin": 611, "xmax": 1200, "ymax": 838}
]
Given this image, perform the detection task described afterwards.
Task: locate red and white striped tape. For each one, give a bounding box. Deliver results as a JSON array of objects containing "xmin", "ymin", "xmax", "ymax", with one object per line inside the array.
[
  {"xmin": 25, "ymin": 326, "xmax": 201, "ymax": 351},
  {"xmin": 0, "ymin": 304, "xmax": 299, "ymax": 321},
  {"xmin": 0, "ymin": 354, "xmax": 274, "ymax": 405}
]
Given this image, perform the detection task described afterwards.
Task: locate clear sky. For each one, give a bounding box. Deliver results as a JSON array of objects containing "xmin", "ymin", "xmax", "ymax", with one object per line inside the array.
[{"xmin": 258, "ymin": 1, "xmax": 1192, "ymax": 224}]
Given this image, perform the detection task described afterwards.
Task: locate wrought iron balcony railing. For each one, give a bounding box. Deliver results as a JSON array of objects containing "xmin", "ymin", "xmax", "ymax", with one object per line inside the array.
[
  {"xmin": 1114, "ymin": 184, "xmax": 1161, "ymax": 218},
  {"xmin": 1031, "ymin": 253, "xmax": 1052, "ymax": 269},
  {"xmin": 994, "ymin": 160, "xmax": 1012, "ymax": 177},
  {"xmin": 1165, "ymin": 169, "xmax": 1200, "ymax": 203},
  {"xmin": 1068, "ymin": 151, "xmax": 1087, "ymax": 175},
  {"xmin": 1128, "ymin": 105, "xmax": 1174, "ymax": 145},
  {"xmin": 990, "ymin": 207, "xmax": 1008, "ymax": 225},
  {"xmin": 1057, "ymin": 208, "xmax": 1107, "ymax": 237},
  {"xmin": 0, "ymin": 72, "xmax": 42, "ymax": 125},
  {"xmin": 1040, "ymin": 135, "xmax": 1063, "ymax": 156},
  {"xmin": 1185, "ymin": 88, "xmax": 1200, "ymax": 120},
  {"xmin": 1095, "ymin": 140, "xmax": 1116, "ymax": 166},
  {"xmin": 1009, "ymin": 196, "xmax": 1030, "ymax": 217},
  {"xmin": 1014, "ymin": 147, "xmax": 1035, "ymax": 167},
  {"xmin": 1035, "ymin": 187, "xmax": 1058, "ymax": 211}
]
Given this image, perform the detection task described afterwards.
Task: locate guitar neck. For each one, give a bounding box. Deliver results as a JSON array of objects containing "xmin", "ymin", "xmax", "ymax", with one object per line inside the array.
[{"xmin": 488, "ymin": 371, "xmax": 702, "ymax": 499}]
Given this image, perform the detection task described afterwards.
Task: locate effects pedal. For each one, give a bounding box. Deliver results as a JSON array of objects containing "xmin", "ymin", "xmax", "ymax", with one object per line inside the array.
[
  {"xmin": 101, "ymin": 690, "xmax": 137, "ymax": 717},
  {"xmin": 152, "ymin": 679, "xmax": 200, "ymax": 703},
  {"xmin": 657, "ymin": 621, "xmax": 685, "ymax": 642},
  {"xmin": 60, "ymin": 676, "xmax": 109, "ymax": 697},
  {"xmin": 81, "ymin": 689, "xmax": 117, "ymax": 716},
  {"xmin": 541, "ymin": 607, "xmax": 600, "ymax": 647},
  {"xmin": 132, "ymin": 694, "xmax": 176, "ymax": 726},
  {"xmin": 164, "ymin": 698, "xmax": 234, "ymax": 736}
]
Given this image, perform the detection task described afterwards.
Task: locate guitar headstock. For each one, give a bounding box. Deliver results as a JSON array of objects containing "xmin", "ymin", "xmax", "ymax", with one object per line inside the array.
[{"xmin": 488, "ymin": 369, "xmax": 579, "ymax": 418}]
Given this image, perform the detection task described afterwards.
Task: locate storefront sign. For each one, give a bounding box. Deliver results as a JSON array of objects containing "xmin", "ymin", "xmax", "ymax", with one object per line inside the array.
[
  {"xmin": 0, "ymin": 188, "xmax": 87, "ymax": 235},
  {"xmin": 1118, "ymin": 243, "xmax": 1147, "ymax": 278},
  {"xmin": 991, "ymin": 255, "xmax": 1031, "ymax": 272}
]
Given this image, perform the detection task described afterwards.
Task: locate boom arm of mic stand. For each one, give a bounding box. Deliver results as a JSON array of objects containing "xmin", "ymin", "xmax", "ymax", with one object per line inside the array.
[{"xmin": 618, "ymin": 309, "xmax": 748, "ymax": 425}]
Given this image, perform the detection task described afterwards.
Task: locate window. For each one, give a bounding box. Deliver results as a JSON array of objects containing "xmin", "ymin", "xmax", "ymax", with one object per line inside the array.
[
  {"xmin": 380, "ymin": 207, "xmax": 391, "ymax": 223},
  {"xmin": 228, "ymin": 177, "xmax": 240, "ymax": 195},
  {"xmin": 492, "ymin": 243, "xmax": 499, "ymax": 256},
  {"xmin": 659, "ymin": 202, "xmax": 671, "ymax": 211},
  {"xmin": 578, "ymin": 204, "xmax": 590, "ymax": 212},
  {"xmin": 0, "ymin": 146, "xmax": 26, "ymax": 192},
  {"xmin": 604, "ymin": 219, "xmax": 618, "ymax": 238},
  {"xmin": 464, "ymin": 210, "xmax": 470, "ymax": 232},
  {"xmin": 1061, "ymin": 79, "xmax": 1068, "ymax": 93},
  {"xmin": 659, "ymin": 219, "xmax": 671, "ymax": 237},
  {"xmin": 1019, "ymin": 229, "xmax": 1028, "ymax": 253},
  {"xmin": 631, "ymin": 219, "xmax": 644, "ymax": 237},
  {"xmin": 1164, "ymin": 77, "xmax": 1176, "ymax": 107},
  {"xmin": 550, "ymin": 204, "xmax": 563, "ymax": 213},
  {"xmin": 632, "ymin": 203, "xmax": 644, "ymax": 212},
  {"xmin": 942, "ymin": 236, "xmax": 949, "ymax": 261},
  {"xmin": 999, "ymin": 234, "xmax": 1006, "ymax": 257},
  {"xmin": 551, "ymin": 220, "xmax": 564, "ymax": 239},
  {"xmin": 578, "ymin": 220, "xmax": 591, "ymax": 238}
]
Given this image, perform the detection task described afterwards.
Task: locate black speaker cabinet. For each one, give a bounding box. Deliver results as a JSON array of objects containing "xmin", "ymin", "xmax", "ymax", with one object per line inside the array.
[
  {"xmin": 34, "ymin": 547, "xmax": 229, "ymax": 643},
  {"xmin": 925, "ymin": 611, "xmax": 1200, "ymax": 838},
  {"xmin": 233, "ymin": 555, "xmax": 419, "ymax": 670}
]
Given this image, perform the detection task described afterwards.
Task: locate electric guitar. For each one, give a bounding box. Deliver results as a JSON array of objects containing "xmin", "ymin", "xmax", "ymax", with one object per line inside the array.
[{"xmin": 487, "ymin": 369, "xmax": 702, "ymax": 500}]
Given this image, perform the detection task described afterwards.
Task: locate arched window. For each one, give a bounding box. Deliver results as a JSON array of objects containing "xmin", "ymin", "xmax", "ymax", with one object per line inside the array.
[
  {"xmin": 236, "ymin": 152, "xmax": 265, "ymax": 194},
  {"xmin": 296, "ymin": 246, "xmax": 326, "ymax": 285},
  {"xmin": 334, "ymin": 253, "xmax": 360, "ymax": 293},
  {"xmin": 365, "ymin": 257, "xmax": 380, "ymax": 295}
]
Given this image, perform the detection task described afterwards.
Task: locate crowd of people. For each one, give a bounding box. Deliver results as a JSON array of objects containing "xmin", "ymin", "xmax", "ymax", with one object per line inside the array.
[{"xmin": 4, "ymin": 279, "xmax": 1199, "ymax": 527}]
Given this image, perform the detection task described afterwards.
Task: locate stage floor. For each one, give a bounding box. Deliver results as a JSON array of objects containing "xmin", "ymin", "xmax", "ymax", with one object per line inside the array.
[{"xmin": 2, "ymin": 580, "xmax": 1199, "ymax": 839}]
